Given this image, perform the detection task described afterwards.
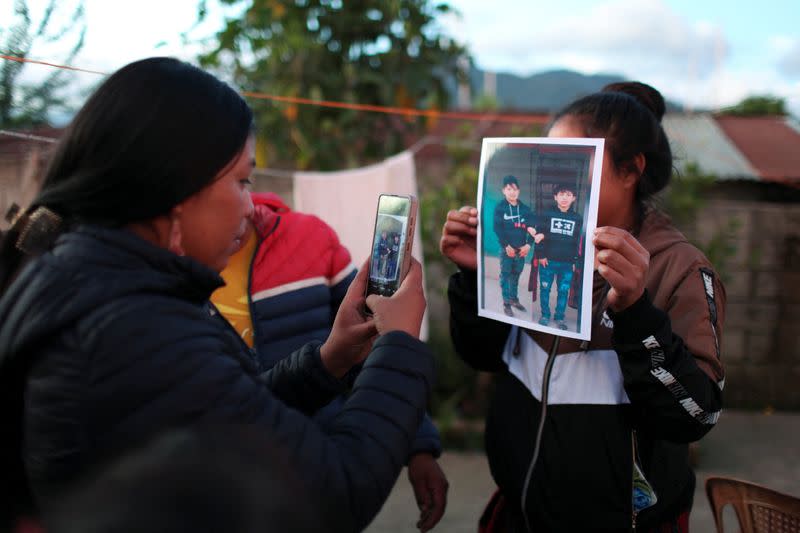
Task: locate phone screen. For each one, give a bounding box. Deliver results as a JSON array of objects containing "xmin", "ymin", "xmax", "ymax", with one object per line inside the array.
[{"xmin": 367, "ymin": 195, "xmax": 412, "ymax": 297}]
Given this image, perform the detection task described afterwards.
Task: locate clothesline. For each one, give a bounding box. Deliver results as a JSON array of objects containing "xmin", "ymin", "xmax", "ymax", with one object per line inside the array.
[
  {"xmin": 1, "ymin": 54, "xmax": 550, "ymax": 125},
  {"xmin": 0, "ymin": 129, "xmax": 59, "ymax": 144}
]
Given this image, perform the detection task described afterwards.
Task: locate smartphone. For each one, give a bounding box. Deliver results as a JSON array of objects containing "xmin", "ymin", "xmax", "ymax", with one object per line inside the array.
[{"xmin": 366, "ymin": 194, "xmax": 418, "ymax": 299}]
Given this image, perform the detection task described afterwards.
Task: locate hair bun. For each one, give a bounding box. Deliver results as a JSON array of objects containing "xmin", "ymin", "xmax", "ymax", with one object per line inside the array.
[{"xmin": 601, "ymin": 81, "xmax": 666, "ymax": 122}]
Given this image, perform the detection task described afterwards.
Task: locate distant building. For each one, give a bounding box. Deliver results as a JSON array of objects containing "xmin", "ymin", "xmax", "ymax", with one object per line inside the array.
[
  {"xmin": 0, "ymin": 127, "xmax": 60, "ymax": 230},
  {"xmin": 663, "ymin": 114, "xmax": 800, "ymax": 410},
  {"xmin": 664, "ymin": 114, "xmax": 800, "ymax": 186}
]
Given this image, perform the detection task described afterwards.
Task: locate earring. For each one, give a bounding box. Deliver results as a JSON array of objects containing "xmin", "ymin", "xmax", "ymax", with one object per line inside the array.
[{"xmin": 167, "ymin": 216, "xmax": 185, "ymax": 256}]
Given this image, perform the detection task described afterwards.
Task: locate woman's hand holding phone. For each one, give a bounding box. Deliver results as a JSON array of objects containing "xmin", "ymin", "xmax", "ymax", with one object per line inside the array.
[
  {"xmin": 365, "ymin": 257, "xmax": 426, "ymax": 338},
  {"xmin": 320, "ymin": 257, "xmax": 426, "ymax": 378},
  {"xmin": 320, "ymin": 259, "xmax": 378, "ymax": 378}
]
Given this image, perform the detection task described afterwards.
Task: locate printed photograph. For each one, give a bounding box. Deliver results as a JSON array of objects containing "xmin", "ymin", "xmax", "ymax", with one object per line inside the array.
[{"xmin": 476, "ymin": 137, "xmax": 604, "ymax": 340}]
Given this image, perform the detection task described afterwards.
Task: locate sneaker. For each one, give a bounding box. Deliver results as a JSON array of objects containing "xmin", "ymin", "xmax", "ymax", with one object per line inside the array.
[
  {"xmin": 510, "ymin": 299, "xmax": 527, "ymax": 312},
  {"xmin": 538, "ymin": 316, "xmax": 550, "ymax": 326},
  {"xmin": 503, "ymin": 304, "xmax": 514, "ymax": 317},
  {"xmin": 556, "ymin": 321, "xmax": 568, "ymax": 330}
]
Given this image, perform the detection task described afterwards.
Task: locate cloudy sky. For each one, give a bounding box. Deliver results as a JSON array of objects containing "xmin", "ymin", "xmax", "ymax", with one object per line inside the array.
[
  {"xmin": 443, "ymin": 0, "xmax": 800, "ymax": 114},
  {"xmin": 5, "ymin": 0, "xmax": 800, "ymax": 115}
]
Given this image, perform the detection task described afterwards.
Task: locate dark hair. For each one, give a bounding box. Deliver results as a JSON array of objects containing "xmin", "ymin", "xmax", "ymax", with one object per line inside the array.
[
  {"xmin": 43, "ymin": 427, "xmax": 323, "ymax": 533},
  {"xmin": 502, "ymin": 175, "xmax": 519, "ymax": 188},
  {"xmin": 553, "ymin": 182, "xmax": 577, "ymax": 196},
  {"xmin": 0, "ymin": 57, "xmax": 253, "ymax": 292},
  {"xmin": 550, "ymin": 81, "xmax": 672, "ymax": 225}
]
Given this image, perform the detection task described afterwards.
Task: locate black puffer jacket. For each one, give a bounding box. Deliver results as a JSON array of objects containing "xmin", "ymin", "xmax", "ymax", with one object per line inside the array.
[{"xmin": 0, "ymin": 226, "xmax": 435, "ymax": 532}]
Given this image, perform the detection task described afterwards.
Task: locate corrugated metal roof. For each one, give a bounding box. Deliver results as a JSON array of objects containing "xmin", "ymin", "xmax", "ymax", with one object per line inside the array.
[
  {"xmin": 786, "ymin": 117, "xmax": 800, "ymax": 136},
  {"xmin": 714, "ymin": 116, "xmax": 800, "ymax": 184},
  {"xmin": 663, "ymin": 114, "xmax": 759, "ymax": 181}
]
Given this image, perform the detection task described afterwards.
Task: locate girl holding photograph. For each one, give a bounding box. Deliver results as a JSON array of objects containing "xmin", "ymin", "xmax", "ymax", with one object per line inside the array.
[{"xmin": 441, "ymin": 82, "xmax": 725, "ymax": 532}]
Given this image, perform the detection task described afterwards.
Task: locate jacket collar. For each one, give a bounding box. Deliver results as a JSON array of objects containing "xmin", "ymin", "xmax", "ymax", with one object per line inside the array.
[
  {"xmin": 251, "ymin": 193, "xmax": 288, "ymax": 239},
  {"xmin": 54, "ymin": 225, "xmax": 224, "ymax": 302}
]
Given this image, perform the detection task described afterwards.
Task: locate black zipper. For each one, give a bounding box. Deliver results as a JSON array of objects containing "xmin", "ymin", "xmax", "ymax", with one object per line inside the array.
[
  {"xmin": 245, "ymin": 214, "xmax": 280, "ymax": 358},
  {"xmin": 521, "ymin": 334, "xmax": 560, "ymax": 533},
  {"xmin": 631, "ymin": 430, "xmax": 638, "ymax": 532}
]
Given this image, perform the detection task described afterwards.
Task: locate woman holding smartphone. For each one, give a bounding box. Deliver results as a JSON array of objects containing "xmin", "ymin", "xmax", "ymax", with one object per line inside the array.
[
  {"xmin": 0, "ymin": 57, "xmax": 432, "ymax": 533},
  {"xmin": 441, "ymin": 82, "xmax": 725, "ymax": 532}
]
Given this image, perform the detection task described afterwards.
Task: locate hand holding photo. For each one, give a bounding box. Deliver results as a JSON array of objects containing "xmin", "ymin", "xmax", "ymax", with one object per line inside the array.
[{"xmin": 476, "ymin": 137, "xmax": 604, "ymax": 341}]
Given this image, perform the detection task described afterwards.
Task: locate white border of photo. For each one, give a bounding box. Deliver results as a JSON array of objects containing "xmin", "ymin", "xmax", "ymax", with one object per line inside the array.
[{"xmin": 476, "ymin": 137, "xmax": 604, "ymax": 341}]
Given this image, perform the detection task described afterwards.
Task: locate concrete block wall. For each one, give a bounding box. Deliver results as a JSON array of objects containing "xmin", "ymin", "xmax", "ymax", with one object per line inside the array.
[{"xmin": 687, "ymin": 197, "xmax": 800, "ymax": 409}]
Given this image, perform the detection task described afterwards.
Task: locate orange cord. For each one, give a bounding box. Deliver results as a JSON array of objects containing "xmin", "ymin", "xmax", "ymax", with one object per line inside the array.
[{"xmin": 1, "ymin": 54, "xmax": 549, "ymax": 124}]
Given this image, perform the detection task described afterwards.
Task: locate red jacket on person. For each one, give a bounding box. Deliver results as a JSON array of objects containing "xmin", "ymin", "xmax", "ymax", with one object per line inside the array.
[{"xmin": 244, "ymin": 193, "xmax": 442, "ymax": 457}]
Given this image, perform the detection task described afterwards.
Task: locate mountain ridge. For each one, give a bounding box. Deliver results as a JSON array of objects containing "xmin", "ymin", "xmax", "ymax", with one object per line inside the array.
[{"xmin": 451, "ymin": 66, "xmax": 682, "ymax": 112}]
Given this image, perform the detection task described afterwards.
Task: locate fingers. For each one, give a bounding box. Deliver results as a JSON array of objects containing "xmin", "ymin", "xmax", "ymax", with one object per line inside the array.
[
  {"xmin": 596, "ymin": 256, "xmax": 644, "ymax": 304},
  {"xmin": 349, "ymin": 317, "xmax": 378, "ymax": 339},
  {"xmin": 594, "ymin": 227, "xmax": 648, "ymax": 311},
  {"xmin": 408, "ymin": 455, "xmax": 449, "ymax": 532},
  {"xmin": 594, "ymin": 227, "xmax": 648, "ymax": 267},
  {"xmin": 456, "ymin": 205, "xmax": 478, "ymax": 217},
  {"xmin": 394, "ymin": 258, "xmax": 423, "ymax": 297},
  {"xmin": 595, "ymin": 261, "xmax": 628, "ymax": 291},
  {"xmin": 446, "ymin": 206, "xmax": 477, "ymax": 225},
  {"xmin": 593, "ymin": 227, "xmax": 648, "ymax": 284},
  {"xmin": 420, "ymin": 482, "xmax": 448, "ymax": 532},
  {"xmin": 441, "ymin": 207, "xmax": 479, "ymax": 269},
  {"xmin": 364, "ymin": 293, "xmax": 383, "ymax": 314},
  {"xmin": 595, "ymin": 247, "xmax": 635, "ymax": 276},
  {"xmin": 442, "ymin": 207, "xmax": 478, "ymax": 238},
  {"xmin": 403, "ymin": 257, "xmax": 423, "ymax": 285},
  {"xmin": 442, "ymin": 218, "xmax": 477, "ymax": 240},
  {"xmin": 335, "ymin": 260, "xmax": 370, "ymax": 320},
  {"xmin": 440, "ymin": 235, "xmax": 478, "ymax": 271},
  {"xmin": 365, "ymin": 260, "xmax": 425, "ymax": 337},
  {"xmin": 414, "ymin": 481, "xmax": 433, "ymax": 531},
  {"xmin": 439, "ymin": 234, "xmax": 463, "ymax": 251},
  {"xmin": 344, "ymin": 258, "xmax": 371, "ymax": 301}
]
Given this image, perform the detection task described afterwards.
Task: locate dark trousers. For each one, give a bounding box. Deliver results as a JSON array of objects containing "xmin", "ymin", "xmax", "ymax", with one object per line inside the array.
[{"xmin": 500, "ymin": 252, "xmax": 525, "ymax": 303}]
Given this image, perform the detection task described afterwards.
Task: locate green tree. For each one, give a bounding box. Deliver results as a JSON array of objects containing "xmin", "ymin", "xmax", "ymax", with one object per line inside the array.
[
  {"xmin": 196, "ymin": 0, "xmax": 467, "ymax": 170},
  {"xmin": 661, "ymin": 162, "xmax": 716, "ymax": 225},
  {"xmin": 721, "ymin": 95, "xmax": 787, "ymax": 116},
  {"xmin": 0, "ymin": 0, "xmax": 86, "ymax": 128}
]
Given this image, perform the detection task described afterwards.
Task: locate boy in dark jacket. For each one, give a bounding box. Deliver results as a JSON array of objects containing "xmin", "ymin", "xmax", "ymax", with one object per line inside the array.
[
  {"xmin": 492, "ymin": 175, "xmax": 538, "ymax": 317},
  {"xmin": 535, "ymin": 183, "xmax": 582, "ymax": 329}
]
